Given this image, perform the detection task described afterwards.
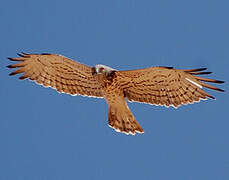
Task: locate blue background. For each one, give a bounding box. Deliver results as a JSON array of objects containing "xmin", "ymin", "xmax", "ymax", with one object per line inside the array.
[{"xmin": 1, "ymin": 0, "xmax": 228, "ymax": 179}]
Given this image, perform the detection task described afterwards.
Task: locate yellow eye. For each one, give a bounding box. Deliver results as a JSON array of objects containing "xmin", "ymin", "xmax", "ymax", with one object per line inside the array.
[{"xmin": 99, "ymin": 67, "xmax": 104, "ymax": 73}]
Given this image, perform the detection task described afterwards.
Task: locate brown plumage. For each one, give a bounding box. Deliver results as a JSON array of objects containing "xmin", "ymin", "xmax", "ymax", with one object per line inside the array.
[{"xmin": 8, "ymin": 53, "xmax": 225, "ymax": 135}]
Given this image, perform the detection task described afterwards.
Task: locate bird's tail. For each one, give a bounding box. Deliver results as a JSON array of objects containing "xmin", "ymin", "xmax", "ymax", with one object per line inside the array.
[{"xmin": 108, "ymin": 104, "xmax": 144, "ymax": 135}]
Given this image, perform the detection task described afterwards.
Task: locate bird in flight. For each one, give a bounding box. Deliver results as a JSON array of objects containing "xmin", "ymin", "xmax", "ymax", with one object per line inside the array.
[{"xmin": 8, "ymin": 53, "xmax": 224, "ymax": 135}]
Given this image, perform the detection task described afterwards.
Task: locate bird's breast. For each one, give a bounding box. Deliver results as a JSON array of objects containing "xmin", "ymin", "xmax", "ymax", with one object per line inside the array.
[{"xmin": 94, "ymin": 72, "xmax": 117, "ymax": 89}]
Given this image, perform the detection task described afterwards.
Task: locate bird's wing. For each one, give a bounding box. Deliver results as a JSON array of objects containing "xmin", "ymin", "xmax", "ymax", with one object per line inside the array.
[
  {"xmin": 8, "ymin": 53, "xmax": 103, "ymax": 98},
  {"xmin": 115, "ymin": 67, "xmax": 224, "ymax": 108},
  {"xmin": 105, "ymin": 87, "xmax": 144, "ymax": 135}
]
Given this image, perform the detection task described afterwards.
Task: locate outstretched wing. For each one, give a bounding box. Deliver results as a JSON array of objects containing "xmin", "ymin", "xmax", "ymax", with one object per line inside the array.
[
  {"xmin": 7, "ymin": 53, "xmax": 103, "ymax": 97},
  {"xmin": 116, "ymin": 67, "xmax": 224, "ymax": 108}
]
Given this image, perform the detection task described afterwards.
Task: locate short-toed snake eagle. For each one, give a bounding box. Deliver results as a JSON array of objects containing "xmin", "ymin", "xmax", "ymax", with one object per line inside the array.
[{"xmin": 8, "ymin": 53, "xmax": 224, "ymax": 135}]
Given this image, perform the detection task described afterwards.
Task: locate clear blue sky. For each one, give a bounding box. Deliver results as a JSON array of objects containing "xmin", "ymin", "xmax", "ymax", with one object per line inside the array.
[{"xmin": 1, "ymin": 0, "xmax": 228, "ymax": 179}]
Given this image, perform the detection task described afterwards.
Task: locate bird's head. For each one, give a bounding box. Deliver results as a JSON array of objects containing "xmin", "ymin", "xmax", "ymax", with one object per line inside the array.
[{"xmin": 92, "ymin": 64, "xmax": 117, "ymax": 76}]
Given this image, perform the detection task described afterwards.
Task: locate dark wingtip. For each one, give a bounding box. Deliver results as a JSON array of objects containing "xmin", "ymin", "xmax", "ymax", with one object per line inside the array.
[
  {"xmin": 216, "ymin": 88, "xmax": 225, "ymax": 92},
  {"xmin": 41, "ymin": 53, "xmax": 51, "ymax": 55},
  {"xmin": 200, "ymin": 71, "xmax": 212, "ymax": 74},
  {"xmin": 166, "ymin": 66, "xmax": 174, "ymax": 69},
  {"xmin": 8, "ymin": 57, "xmax": 14, "ymax": 61},
  {"xmin": 214, "ymin": 80, "xmax": 225, "ymax": 84},
  {"xmin": 7, "ymin": 65, "xmax": 13, "ymax": 68},
  {"xmin": 17, "ymin": 53, "xmax": 25, "ymax": 57},
  {"xmin": 197, "ymin": 68, "xmax": 207, "ymax": 71},
  {"xmin": 19, "ymin": 76, "xmax": 27, "ymax": 80},
  {"xmin": 184, "ymin": 68, "xmax": 207, "ymax": 72},
  {"xmin": 159, "ymin": 66, "xmax": 173, "ymax": 69},
  {"xmin": 9, "ymin": 72, "xmax": 16, "ymax": 76},
  {"xmin": 210, "ymin": 96, "xmax": 216, "ymax": 99}
]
